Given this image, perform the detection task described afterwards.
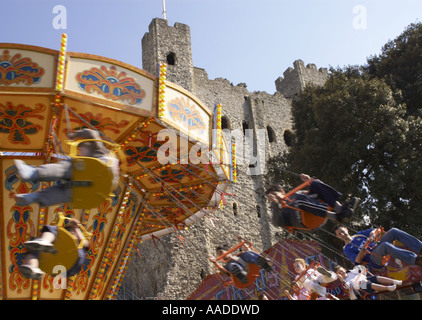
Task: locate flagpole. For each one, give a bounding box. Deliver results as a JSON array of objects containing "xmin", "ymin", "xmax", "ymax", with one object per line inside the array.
[{"xmin": 162, "ymin": 0, "xmax": 167, "ymax": 20}]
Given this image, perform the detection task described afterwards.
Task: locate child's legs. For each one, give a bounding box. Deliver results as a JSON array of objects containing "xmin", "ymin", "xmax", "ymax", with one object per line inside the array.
[
  {"xmin": 225, "ymin": 261, "xmax": 245, "ymax": 274},
  {"xmin": 35, "ymin": 161, "xmax": 73, "ymax": 181},
  {"xmin": 24, "ymin": 253, "xmax": 40, "ymax": 268},
  {"xmin": 295, "ymin": 194, "xmax": 328, "ymax": 218},
  {"xmin": 369, "ymin": 283, "xmax": 388, "ymax": 291},
  {"xmin": 309, "ymin": 180, "xmax": 342, "ymax": 207},
  {"xmin": 37, "ymin": 184, "xmax": 72, "ymax": 207},
  {"xmin": 39, "ymin": 225, "xmax": 58, "ymax": 242},
  {"xmin": 238, "ymin": 251, "xmax": 260, "ymax": 264},
  {"xmin": 376, "ymin": 276, "xmax": 398, "ymax": 285}
]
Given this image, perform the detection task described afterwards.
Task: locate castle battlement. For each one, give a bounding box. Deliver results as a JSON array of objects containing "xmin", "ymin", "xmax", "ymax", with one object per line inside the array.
[
  {"xmin": 275, "ymin": 59, "xmax": 329, "ymax": 98},
  {"xmin": 282, "ymin": 59, "xmax": 328, "ymax": 76},
  {"xmin": 145, "ymin": 18, "xmax": 191, "ymax": 36}
]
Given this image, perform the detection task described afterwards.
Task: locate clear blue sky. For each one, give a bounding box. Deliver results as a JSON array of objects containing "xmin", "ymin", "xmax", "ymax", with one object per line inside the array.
[{"xmin": 1, "ymin": 0, "xmax": 421, "ymax": 93}]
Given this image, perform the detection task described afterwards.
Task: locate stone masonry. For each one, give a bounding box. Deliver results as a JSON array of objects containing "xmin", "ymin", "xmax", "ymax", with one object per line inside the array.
[{"xmin": 120, "ymin": 18, "xmax": 328, "ymax": 300}]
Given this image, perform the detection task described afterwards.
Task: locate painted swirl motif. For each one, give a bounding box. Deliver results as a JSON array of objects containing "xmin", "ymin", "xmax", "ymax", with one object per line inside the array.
[
  {"xmin": 167, "ymin": 97, "xmax": 206, "ymax": 132},
  {"xmin": 0, "ymin": 50, "xmax": 45, "ymax": 86},
  {"xmin": 76, "ymin": 65, "xmax": 146, "ymax": 105},
  {"xmin": 0, "ymin": 101, "xmax": 45, "ymax": 144}
]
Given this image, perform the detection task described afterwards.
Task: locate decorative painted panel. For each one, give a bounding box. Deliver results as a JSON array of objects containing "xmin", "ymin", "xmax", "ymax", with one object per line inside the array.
[
  {"xmin": 65, "ymin": 56, "xmax": 155, "ymax": 115},
  {"xmin": 0, "ymin": 48, "xmax": 55, "ymax": 88},
  {"xmin": 1, "ymin": 158, "xmax": 43, "ymax": 299},
  {"xmin": 161, "ymin": 84, "xmax": 211, "ymax": 147},
  {"xmin": 0, "ymin": 95, "xmax": 51, "ymax": 150}
]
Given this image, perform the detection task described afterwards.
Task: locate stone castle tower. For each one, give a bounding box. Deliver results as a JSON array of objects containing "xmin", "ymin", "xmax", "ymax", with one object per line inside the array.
[{"xmin": 120, "ymin": 18, "xmax": 328, "ymax": 299}]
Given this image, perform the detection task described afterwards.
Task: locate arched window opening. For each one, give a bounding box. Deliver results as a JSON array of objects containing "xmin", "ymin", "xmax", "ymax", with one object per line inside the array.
[
  {"xmin": 166, "ymin": 52, "xmax": 176, "ymax": 65},
  {"xmin": 256, "ymin": 205, "xmax": 261, "ymax": 218},
  {"xmin": 267, "ymin": 126, "xmax": 276, "ymax": 143},
  {"xmin": 242, "ymin": 121, "xmax": 249, "ymax": 136},
  {"xmin": 284, "ymin": 129, "xmax": 294, "ymax": 147},
  {"xmin": 221, "ymin": 116, "xmax": 231, "ymax": 130},
  {"xmin": 233, "ymin": 202, "xmax": 238, "ymax": 216}
]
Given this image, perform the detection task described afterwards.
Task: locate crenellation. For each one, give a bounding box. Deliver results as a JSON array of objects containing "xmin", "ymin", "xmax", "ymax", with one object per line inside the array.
[
  {"xmin": 282, "ymin": 66, "xmax": 294, "ymax": 78},
  {"xmin": 319, "ymin": 67, "xmax": 329, "ymax": 74},
  {"xmin": 293, "ymin": 59, "xmax": 305, "ymax": 69},
  {"xmin": 276, "ymin": 59, "xmax": 329, "ymax": 98},
  {"xmin": 307, "ymin": 63, "xmax": 317, "ymax": 70}
]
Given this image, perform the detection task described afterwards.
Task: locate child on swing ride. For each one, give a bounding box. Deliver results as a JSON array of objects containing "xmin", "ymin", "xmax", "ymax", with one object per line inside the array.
[
  {"xmin": 14, "ymin": 128, "xmax": 120, "ymax": 207},
  {"xmin": 265, "ymin": 174, "xmax": 359, "ymax": 232},
  {"xmin": 209, "ymin": 236, "xmax": 272, "ymax": 284},
  {"xmin": 284, "ymin": 281, "xmax": 339, "ymax": 300},
  {"xmin": 20, "ymin": 218, "xmax": 89, "ymax": 280},
  {"xmin": 293, "ymin": 258, "xmax": 338, "ymax": 299},
  {"xmin": 335, "ymin": 265, "xmax": 402, "ymax": 300}
]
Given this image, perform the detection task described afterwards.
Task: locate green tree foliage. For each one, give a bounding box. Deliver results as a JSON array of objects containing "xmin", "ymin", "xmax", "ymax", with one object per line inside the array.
[
  {"xmin": 366, "ymin": 22, "xmax": 422, "ymax": 117},
  {"xmin": 365, "ymin": 22, "xmax": 422, "ymax": 234},
  {"xmin": 266, "ymin": 22, "xmax": 422, "ymax": 237}
]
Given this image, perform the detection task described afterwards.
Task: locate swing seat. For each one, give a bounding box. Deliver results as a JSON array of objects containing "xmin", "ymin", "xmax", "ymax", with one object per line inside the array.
[
  {"xmin": 66, "ymin": 137, "xmax": 122, "ymax": 209},
  {"xmin": 230, "ymin": 263, "xmax": 260, "ymax": 289},
  {"xmin": 70, "ymin": 156, "xmax": 113, "ymax": 209},
  {"xmin": 39, "ymin": 227, "xmax": 79, "ymax": 275},
  {"xmin": 281, "ymin": 179, "xmax": 328, "ymax": 233},
  {"xmin": 213, "ymin": 240, "xmax": 263, "ymax": 289},
  {"xmin": 300, "ymin": 211, "xmax": 327, "ymax": 231},
  {"xmin": 364, "ymin": 227, "xmax": 401, "ymax": 268},
  {"xmin": 282, "ymin": 209, "xmax": 327, "ymax": 233},
  {"xmin": 38, "ymin": 212, "xmax": 91, "ymax": 276}
]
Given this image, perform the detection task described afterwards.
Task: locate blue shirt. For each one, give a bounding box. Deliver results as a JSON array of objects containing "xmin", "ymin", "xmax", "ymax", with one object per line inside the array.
[{"xmin": 343, "ymin": 228, "xmax": 382, "ymax": 269}]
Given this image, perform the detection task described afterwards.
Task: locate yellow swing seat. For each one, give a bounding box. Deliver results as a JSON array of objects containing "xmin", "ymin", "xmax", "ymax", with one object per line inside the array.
[
  {"xmin": 38, "ymin": 213, "xmax": 90, "ymax": 275},
  {"xmin": 38, "ymin": 228, "xmax": 79, "ymax": 275},
  {"xmin": 66, "ymin": 138, "xmax": 121, "ymax": 209},
  {"xmin": 71, "ymin": 156, "xmax": 113, "ymax": 209}
]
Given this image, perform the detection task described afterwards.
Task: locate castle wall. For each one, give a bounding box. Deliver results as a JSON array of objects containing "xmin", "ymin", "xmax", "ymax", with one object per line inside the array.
[{"xmin": 120, "ymin": 19, "xmax": 328, "ymax": 300}]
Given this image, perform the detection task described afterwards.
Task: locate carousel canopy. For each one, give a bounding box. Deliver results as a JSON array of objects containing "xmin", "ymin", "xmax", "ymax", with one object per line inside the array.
[{"xmin": 0, "ymin": 35, "xmax": 233, "ymax": 300}]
